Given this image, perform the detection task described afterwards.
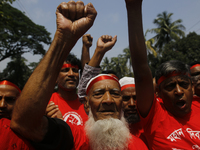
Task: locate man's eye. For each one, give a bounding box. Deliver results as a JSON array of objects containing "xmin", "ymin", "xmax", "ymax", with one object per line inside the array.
[
  {"xmin": 72, "ymin": 68, "xmax": 79, "ymax": 73},
  {"xmin": 165, "ymin": 83, "xmax": 176, "ymax": 91},
  {"xmin": 5, "ymin": 97, "xmax": 16, "ymax": 103},
  {"xmin": 93, "ymin": 93, "xmax": 103, "ymax": 98},
  {"xmin": 61, "ymin": 68, "xmax": 70, "ymax": 72},
  {"xmin": 122, "ymin": 96, "xmax": 130, "ymax": 101},
  {"xmin": 111, "ymin": 92, "xmax": 121, "ymax": 98},
  {"xmin": 179, "ymin": 82, "xmax": 189, "ymax": 89}
]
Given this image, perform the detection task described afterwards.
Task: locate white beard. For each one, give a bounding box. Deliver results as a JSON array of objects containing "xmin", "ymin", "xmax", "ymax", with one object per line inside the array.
[{"xmin": 84, "ymin": 110, "xmax": 131, "ymax": 150}]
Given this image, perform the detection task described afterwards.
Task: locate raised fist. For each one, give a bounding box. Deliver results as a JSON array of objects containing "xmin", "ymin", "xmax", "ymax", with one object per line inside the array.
[
  {"xmin": 56, "ymin": 1, "xmax": 97, "ymax": 41},
  {"xmin": 82, "ymin": 34, "xmax": 93, "ymax": 48},
  {"xmin": 96, "ymin": 35, "xmax": 117, "ymax": 53}
]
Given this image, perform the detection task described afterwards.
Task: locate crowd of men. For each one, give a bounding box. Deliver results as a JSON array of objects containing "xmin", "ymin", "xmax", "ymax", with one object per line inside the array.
[{"xmin": 1, "ymin": 0, "xmax": 200, "ymax": 149}]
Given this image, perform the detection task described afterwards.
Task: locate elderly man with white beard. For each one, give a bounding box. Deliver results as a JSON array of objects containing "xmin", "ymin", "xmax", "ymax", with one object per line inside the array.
[
  {"xmin": 79, "ymin": 74, "xmax": 148, "ymax": 150},
  {"xmin": 48, "ymin": 74, "xmax": 148, "ymax": 149}
]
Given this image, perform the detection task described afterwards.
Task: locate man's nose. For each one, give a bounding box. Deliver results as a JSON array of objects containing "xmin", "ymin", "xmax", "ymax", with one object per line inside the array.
[
  {"xmin": 129, "ymin": 98, "xmax": 136, "ymax": 107},
  {"xmin": 0, "ymin": 98, "xmax": 7, "ymax": 108},
  {"xmin": 67, "ymin": 68, "xmax": 75, "ymax": 76},
  {"xmin": 175, "ymin": 84, "xmax": 184, "ymax": 95},
  {"xmin": 102, "ymin": 91, "xmax": 114, "ymax": 105}
]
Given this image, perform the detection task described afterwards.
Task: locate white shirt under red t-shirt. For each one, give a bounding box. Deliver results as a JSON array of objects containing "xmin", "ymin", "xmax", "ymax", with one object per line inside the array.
[
  {"xmin": 141, "ymin": 96, "xmax": 200, "ymax": 150},
  {"xmin": 49, "ymin": 92, "xmax": 88, "ymax": 126},
  {"xmin": 69, "ymin": 124, "xmax": 148, "ymax": 150}
]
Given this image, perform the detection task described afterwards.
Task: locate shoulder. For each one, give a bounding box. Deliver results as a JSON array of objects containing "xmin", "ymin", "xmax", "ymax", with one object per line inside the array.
[{"xmin": 129, "ymin": 135, "xmax": 148, "ymax": 150}]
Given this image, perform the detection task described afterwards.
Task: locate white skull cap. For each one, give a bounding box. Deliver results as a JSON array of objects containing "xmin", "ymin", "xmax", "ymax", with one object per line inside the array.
[{"xmin": 119, "ymin": 77, "xmax": 135, "ymax": 91}]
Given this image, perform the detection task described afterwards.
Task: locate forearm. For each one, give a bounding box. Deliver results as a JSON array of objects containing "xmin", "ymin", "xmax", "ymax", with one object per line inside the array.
[
  {"xmin": 10, "ymin": 31, "xmax": 77, "ymax": 140},
  {"xmin": 81, "ymin": 45, "xmax": 90, "ymax": 69},
  {"xmin": 126, "ymin": 3, "xmax": 148, "ymax": 72},
  {"xmin": 88, "ymin": 48, "xmax": 105, "ymax": 67},
  {"xmin": 126, "ymin": 2, "xmax": 154, "ymax": 117}
]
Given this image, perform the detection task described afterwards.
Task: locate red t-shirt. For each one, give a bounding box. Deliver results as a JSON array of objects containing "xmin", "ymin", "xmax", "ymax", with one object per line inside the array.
[
  {"xmin": 0, "ymin": 118, "xmax": 35, "ymax": 150},
  {"xmin": 49, "ymin": 92, "xmax": 88, "ymax": 126},
  {"xmin": 140, "ymin": 96, "xmax": 200, "ymax": 150},
  {"xmin": 129, "ymin": 123, "xmax": 148, "ymax": 148},
  {"xmin": 69, "ymin": 124, "xmax": 148, "ymax": 150}
]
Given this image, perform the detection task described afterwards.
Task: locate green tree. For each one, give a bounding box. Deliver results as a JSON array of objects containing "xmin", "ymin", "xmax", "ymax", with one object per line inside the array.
[
  {"xmin": 0, "ymin": 54, "xmax": 31, "ymax": 89},
  {"xmin": 101, "ymin": 57, "xmax": 112, "ymax": 71},
  {"xmin": 149, "ymin": 32, "xmax": 200, "ymax": 74},
  {"xmin": 161, "ymin": 32, "xmax": 200, "ymax": 64},
  {"xmin": 123, "ymin": 48, "xmax": 132, "ymax": 75},
  {"xmin": 0, "ymin": 2, "xmax": 51, "ymax": 61},
  {"xmin": 147, "ymin": 11, "xmax": 185, "ymax": 54}
]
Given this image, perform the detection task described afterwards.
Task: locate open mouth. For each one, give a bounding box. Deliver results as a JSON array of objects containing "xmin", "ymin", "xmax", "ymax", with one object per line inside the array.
[{"xmin": 176, "ymin": 100, "xmax": 186, "ymax": 109}]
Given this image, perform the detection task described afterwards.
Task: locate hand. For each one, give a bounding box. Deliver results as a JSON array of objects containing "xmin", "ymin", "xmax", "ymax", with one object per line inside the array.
[
  {"xmin": 96, "ymin": 35, "xmax": 117, "ymax": 54},
  {"xmin": 56, "ymin": 1, "xmax": 97, "ymax": 41},
  {"xmin": 82, "ymin": 34, "xmax": 93, "ymax": 48},
  {"xmin": 45, "ymin": 101, "xmax": 63, "ymax": 120}
]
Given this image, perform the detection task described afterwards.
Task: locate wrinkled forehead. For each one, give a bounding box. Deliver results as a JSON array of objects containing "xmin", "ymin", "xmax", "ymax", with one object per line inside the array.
[
  {"xmin": 121, "ymin": 86, "xmax": 136, "ymax": 95},
  {"xmin": 90, "ymin": 79, "xmax": 121, "ymax": 93}
]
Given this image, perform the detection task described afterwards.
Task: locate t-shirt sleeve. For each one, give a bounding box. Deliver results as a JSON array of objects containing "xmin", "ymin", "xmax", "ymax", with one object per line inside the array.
[
  {"xmin": 31, "ymin": 117, "xmax": 74, "ymax": 150},
  {"xmin": 139, "ymin": 95, "xmax": 167, "ymax": 133}
]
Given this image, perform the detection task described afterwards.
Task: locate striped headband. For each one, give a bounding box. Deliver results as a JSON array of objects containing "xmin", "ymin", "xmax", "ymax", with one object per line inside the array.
[
  {"xmin": 86, "ymin": 74, "xmax": 120, "ymax": 95},
  {"xmin": 0, "ymin": 80, "xmax": 21, "ymax": 93}
]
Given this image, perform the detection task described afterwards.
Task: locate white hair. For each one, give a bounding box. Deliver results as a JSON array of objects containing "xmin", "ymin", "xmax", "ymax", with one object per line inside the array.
[{"xmin": 84, "ymin": 109, "xmax": 131, "ymax": 150}]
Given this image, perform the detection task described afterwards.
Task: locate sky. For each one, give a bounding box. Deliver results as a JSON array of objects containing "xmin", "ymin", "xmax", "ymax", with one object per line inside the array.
[{"xmin": 1, "ymin": 0, "xmax": 200, "ymax": 71}]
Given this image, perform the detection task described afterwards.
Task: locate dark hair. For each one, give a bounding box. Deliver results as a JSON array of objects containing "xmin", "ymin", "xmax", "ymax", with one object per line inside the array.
[
  {"xmin": 155, "ymin": 60, "xmax": 191, "ymax": 83},
  {"xmin": 65, "ymin": 53, "xmax": 82, "ymax": 71},
  {"xmin": 101, "ymin": 70, "xmax": 119, "ymax": 79}
]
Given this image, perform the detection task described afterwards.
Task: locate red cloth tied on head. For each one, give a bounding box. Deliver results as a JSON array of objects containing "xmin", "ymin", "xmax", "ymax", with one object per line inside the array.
[
  {"xmin": 86, "ymin": 74, "xmax": 120, "ymax": 95},
  {"xmin": 190, "ymin": 64, "xmax": 200, "ymax": 70},
  {"xmin": 157, "ymin": 71, "xmax": 190, "ymax": 86},
  {"xmin": 0, "ymin": 80, "xmax": 21, "ymax": 93},
  {"xmin": 62, "ymin": 64, "xmax": 79, "ymax": 69}
]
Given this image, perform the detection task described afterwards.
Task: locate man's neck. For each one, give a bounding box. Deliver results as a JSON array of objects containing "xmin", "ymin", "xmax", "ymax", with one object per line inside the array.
[{"xmin": 58, "ymin": 87, "xmax": 77, "ymax": 101}]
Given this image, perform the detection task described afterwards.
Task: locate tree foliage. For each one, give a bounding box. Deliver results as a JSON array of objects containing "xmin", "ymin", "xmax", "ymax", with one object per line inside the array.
[
  {"xmin": 146, "ymin": 11, "xmax": 185, "ymax": 55},
  {"xmin": 100, "ymin": 48, "xmax": 133, "ymax": 79},
  {"xmin": 0, "ymin": 54, "xmax": 32, "ymax": 89},
  {"xmin": 149, "ymin": 32, "xmax": 200, "ymax": 75},
  {"xmin": 0, "ymin": 2, "xmax": 51, "ymax": 61}
]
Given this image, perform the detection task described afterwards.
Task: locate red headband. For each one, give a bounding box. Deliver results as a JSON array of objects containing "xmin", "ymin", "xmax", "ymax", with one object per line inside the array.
[
  {"xmin": 86, "ymin": 75, "xmax": 119, "ymax": 94},
  {"xmin": 121, "ymin": 84, "xmax": 135, "ymax": 91},
  {"xmin": 110, "ymin": 74, "xmax": 119, "ymax": 80},
  {"xmin": 0, "ymin": 80, "xmax": 21, "ymax": 93},
  {"xmin": 190, "ymin": 64, "xmax": 200, "ymax": 70},
  {"xmin": 62, "ymin": 64, "xmax": 79, "ymax": 69},
  {"xmin": 157, "ymin": 72, "xmax": 190, "ymax": 86}
]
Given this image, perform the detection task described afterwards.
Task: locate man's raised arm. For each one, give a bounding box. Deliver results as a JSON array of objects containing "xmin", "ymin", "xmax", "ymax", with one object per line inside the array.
[
  {"xmin": 125, "ymin": 0, "xmax": 154, "ymax": 117},
  {"xmin": 10, "ymin": 1, "xmax": 97, "ymax": 142}
]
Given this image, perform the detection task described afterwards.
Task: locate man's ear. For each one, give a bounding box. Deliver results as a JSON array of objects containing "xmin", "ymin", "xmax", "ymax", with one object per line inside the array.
[
  {"xmin": 192, "ymin": 82, "xmax": 195, "ymax": 95},
  {"xmin": 156, "ymin": 86, "xmax": 161, "ymax": 98},
  {"xmin": 84, "ymin": 96, "xmax": 89, "ymax": 115}
]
